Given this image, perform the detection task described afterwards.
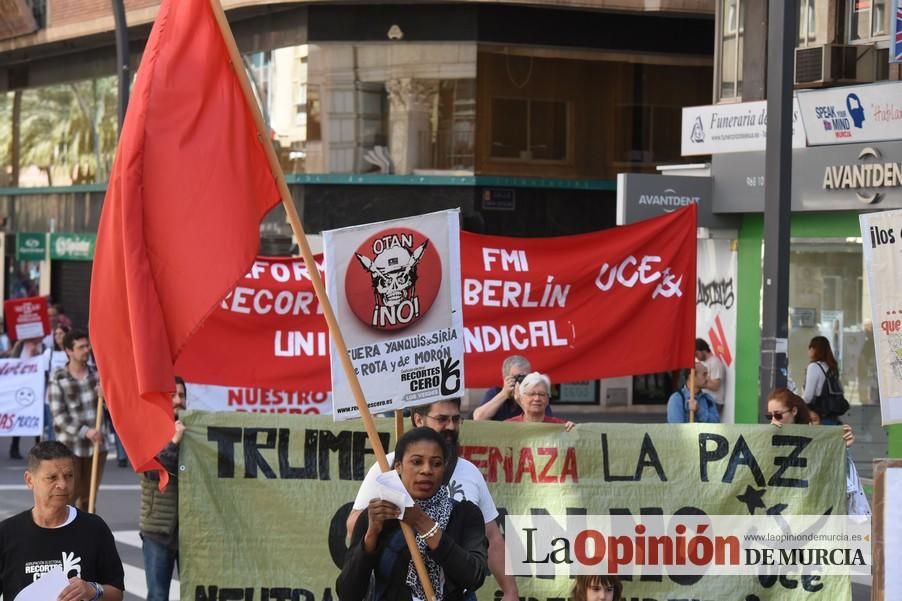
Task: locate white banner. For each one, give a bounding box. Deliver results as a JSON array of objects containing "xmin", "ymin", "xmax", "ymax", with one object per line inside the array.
[
  {"xmin": 798, "ymin": 82, "xmax": 902, "ymax": 146},
  {"xmin": 681, "ymin": 99, "xmax": 806, "ymax": 156},
  {"xmin": 860, "ymin": 209, "xmax": 902, "ymax": 425},
  {"xmin": 185, "ymin": 383, "xmax": 332, "ymax": 415},
  {"xmin": 323, "ymin": 209, "xmax": 465, "ymax": 420},
  {"xmin": 0, "ymin": 357, "xmax": 46, "ymax": 436},
  {"xmin": 696, "ymin": 239, "xmax": 737, "ymax": 423}
]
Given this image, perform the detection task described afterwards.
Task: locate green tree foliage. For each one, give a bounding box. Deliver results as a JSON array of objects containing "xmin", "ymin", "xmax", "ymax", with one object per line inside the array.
[{"xmin": 0, "ymin": 76, "xmax": 118, "ymax": 186}]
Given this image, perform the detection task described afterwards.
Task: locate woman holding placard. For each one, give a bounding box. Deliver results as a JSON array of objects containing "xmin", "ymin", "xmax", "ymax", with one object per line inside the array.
[{"xmin": 338, "ymin": 427, "xmax": 487, "ymax": 601}]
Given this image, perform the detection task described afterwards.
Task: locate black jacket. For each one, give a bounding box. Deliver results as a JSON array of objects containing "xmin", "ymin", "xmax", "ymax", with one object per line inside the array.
[{"xmin": 337, "ymin": 500, "xmax": 488, "ymax": 601}]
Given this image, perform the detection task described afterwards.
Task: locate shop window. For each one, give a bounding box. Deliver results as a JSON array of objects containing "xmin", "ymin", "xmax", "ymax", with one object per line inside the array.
[
  {"xmin": 798, "ymin": 0, "xmax": 819, "ymax": 46},
  {"xmin": 787, "ymin": 238, "xmax": 871, "ymax": 405},
  {"xmin": 357, "ymin": 83, "xmax": 388, "ymax": 150},
  {"xmin": 434, "ymin": 80, "xmax": 475, "ymax": 170},
  {"xmin": 306, "ymin": 85, "xmax": 321, "ymax": 142},
  {"xmin": 490, "ymin": 98, "xmax": 568, "ymax": 161},
  {"xmin": 718, "ymin": 0, "xmax": 744, "ymax": 100},
  {"xmin": 848, "ymin": 0, "xmax": 888, "ymax": 42},
  {"xmin": 617, "ymin": 103, "xmax": 682, "ymax": 165}
]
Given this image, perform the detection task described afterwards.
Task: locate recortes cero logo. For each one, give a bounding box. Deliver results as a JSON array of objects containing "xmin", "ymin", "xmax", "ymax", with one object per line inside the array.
[{"xmin": 345, "ymin": 228, "xmax": 442, "ymax": 332}]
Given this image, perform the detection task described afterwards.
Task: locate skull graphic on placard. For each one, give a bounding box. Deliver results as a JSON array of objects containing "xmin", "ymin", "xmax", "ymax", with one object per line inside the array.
[{"xmin": 355, "ymin": 242, "xmax": 427, "ymax": 308}]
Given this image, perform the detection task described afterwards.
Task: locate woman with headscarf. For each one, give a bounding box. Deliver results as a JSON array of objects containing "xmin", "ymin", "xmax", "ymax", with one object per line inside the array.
[{"xmin": 338, "ymin": 427, "xmax": 487, "ymax": 601}]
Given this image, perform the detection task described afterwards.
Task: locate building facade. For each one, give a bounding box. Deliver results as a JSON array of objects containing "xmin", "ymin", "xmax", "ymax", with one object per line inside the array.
[
  {"xmin": 0, "ymin": 1, "xmax": 715, "ymax": 408},
  {"xmin": 708, "ymin": 0, "xmax": 902, "ymax": 472}
]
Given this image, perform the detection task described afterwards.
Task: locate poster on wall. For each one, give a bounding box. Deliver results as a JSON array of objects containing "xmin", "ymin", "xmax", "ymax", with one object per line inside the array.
[
  {"xmin": 859, "ymin": 209, "xmax": 902, "ymax": 425},
  {"xmin": 696, "ymin": 238, "xmax": 738, "ymax": 423},
  {"xmin": 323, "ymin": 210, "xmax": 465, "ymax": 420}
]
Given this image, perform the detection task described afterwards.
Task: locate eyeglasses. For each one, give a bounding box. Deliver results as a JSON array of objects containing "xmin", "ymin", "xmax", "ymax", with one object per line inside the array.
[
  {"xmin": 765, "ymin": 410, "xmax": 790, "ymax": 421},
  {"xmin": 524, "ymin": 391, "xmax": 549, "ymax": 399},
  {"xmin": 425, "ymin": 414, "xmax": 462, "ymax": 425}
]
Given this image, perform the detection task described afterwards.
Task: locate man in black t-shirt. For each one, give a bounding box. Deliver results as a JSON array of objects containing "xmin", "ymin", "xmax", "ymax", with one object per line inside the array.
[{"xmin": 0, "ymin": 441, "xmax": 125, "ymax": 601}]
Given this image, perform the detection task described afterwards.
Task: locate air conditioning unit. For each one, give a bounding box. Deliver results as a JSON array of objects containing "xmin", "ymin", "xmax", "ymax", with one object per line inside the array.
[{"xmin": 794, "ymin": 44, "xmax": 878, "ymax": 87}]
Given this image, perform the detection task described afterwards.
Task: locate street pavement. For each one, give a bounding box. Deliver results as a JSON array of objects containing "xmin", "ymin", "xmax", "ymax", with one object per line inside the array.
[{"xmin": 0, "ymin": 437, "xmax": 872, "ymax": 601}]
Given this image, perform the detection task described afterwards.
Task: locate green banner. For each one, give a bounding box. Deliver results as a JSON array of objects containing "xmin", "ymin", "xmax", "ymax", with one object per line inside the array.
[
  {"xmin": 180, "ymin": 413, "xmax": 850, "ymax": 601},
  {"xmin": 49, "ymin": 233, "xmax": 95, "ymax": 260},
  {"xmin": 15, "ymin": 233, "xmax": 46, "ymax": 261}
]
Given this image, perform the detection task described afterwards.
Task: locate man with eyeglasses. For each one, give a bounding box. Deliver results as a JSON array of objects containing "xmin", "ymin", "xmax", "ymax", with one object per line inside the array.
[
  {"xmin": 473, "ymin": 355, "xmax": 553, "ymax": 422},
  {"xmin": 138, "ymin": 377, "xmax": 186, "ymax": 601},
  {"xmin": 347, "ymin": 399, "xmax": 520, "ymax": 601}
]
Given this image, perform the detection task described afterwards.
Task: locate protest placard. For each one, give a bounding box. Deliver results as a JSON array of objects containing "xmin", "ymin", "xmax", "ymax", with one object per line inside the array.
[
  {"xmin": 323, "ymin": 210, "xmax": 464, "ymax": 419},
  {"xmin": 3, "ymin": 297, "xmax": 49, "ymax": 342},
  {"xmin": 0, "ymin": 357, "xmax": 46, "ymax": 436},
  {"xmin": 860, "ymin": 209, "xmax": 902, "ymax": 424}
]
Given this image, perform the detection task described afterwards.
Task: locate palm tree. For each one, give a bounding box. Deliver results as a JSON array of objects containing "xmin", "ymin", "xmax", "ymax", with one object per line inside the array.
[{"xmin": 0, "ymin": 76, "xmax": 118, "ymax": 186}]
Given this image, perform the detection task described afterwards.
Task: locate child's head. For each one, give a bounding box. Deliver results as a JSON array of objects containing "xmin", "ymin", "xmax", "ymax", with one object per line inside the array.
[{"xmin": 572, "ymin": 575, "xmax": 622, "ymax": 601}]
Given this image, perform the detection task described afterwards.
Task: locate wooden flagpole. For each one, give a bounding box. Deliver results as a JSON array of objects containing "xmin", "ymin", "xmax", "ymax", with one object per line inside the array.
[
  {"xmin": 395, "ymin": 410, "xmax": 405, "ymax": 442},
  {"xmin": 88, "ymin": 393, "xmax": 105, "ymax": 513},
  {"xmin": 208, "ymin": 3, "xmax": 436, "ymax": 598},
  {"xmin": 688, "ymin": 368, "xmax": 696, "ymax": 423}
]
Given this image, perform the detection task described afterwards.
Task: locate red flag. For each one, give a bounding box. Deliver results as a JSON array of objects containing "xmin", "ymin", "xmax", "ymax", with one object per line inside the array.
[{"xmin": 89, "ymin": 0, "xmax": 279, "ymax": 481}]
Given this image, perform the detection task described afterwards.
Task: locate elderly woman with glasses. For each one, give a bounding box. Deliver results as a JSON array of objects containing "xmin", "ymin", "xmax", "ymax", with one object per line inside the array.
[
  {"xmin": 766, "ymin": 388, "xmax": 869, "ymax": 515},
  {"xmin": 504, "ymin": 372, "xmax": 575, "ymax": 431}
]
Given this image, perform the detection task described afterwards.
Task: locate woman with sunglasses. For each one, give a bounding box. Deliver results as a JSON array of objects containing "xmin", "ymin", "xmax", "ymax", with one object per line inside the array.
[
  {"xmin": 505, "ymin": 372, "xmax": 575, "ymax": 431},
  {"xmin": 766, "ymin": 388, "xmax": 869, "ymax": 515}
]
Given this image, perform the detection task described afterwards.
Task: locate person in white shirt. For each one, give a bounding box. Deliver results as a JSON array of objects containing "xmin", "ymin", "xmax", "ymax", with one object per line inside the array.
[
  {"xmin": 695, "ymin": 338, "xmax": 725, "ymax": 411},
  {"xmin": 347, "ymin": 399, "xmax": 519, "ymax": 601}
]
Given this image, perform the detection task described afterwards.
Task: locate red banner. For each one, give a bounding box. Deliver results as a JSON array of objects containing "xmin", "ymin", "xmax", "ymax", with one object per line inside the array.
[
  {"xmin": 461, "ymin": 204, "xmax": 696, "ymax": 385},
  {"xmin": 176, "ymin": 206, "xmax": 696, "ymax": 393},
  {"xmin": 176, "ymin": 256, "xmax": 330, "ymax": 391}
]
